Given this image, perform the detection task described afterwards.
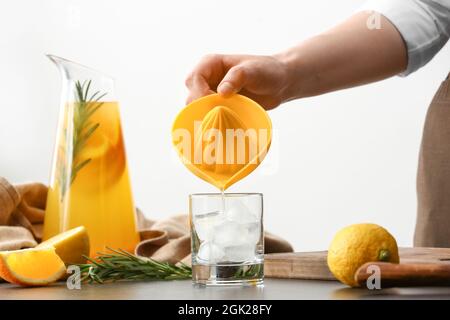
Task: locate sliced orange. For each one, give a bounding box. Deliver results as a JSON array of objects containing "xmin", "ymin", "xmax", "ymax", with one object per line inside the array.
[
  {"xmin": 0, "ymin": 247, "xmax": 66, "ymax": 286},
  {"xmin": 37, "ymin": 226, "xmax": 90, "ymax": 265},
  {"xmin": 78, "ymin": 101, "xmax": 121, "ymax": 161},
  {"xmin": 79, "ymin": 132, "xmax": 111, "ymax": 159},
  {"xmin": 73, "ymin": 101, "xmax": 126, "ymax": 189}
]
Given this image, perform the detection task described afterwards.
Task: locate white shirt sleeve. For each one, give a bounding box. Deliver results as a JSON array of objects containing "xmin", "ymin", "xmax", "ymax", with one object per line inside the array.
[{"xmin": 361, "ymin": 0, "xmax": 450, "ymax": 76}]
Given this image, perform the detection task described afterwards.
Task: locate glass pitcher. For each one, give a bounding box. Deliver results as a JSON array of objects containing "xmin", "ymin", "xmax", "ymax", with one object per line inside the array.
[{"xmin": 43, "ymin": 55, "xmax": 140, "ymax": 256}]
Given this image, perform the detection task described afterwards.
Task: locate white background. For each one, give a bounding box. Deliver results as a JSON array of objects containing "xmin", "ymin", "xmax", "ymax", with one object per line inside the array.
[{"xmin": 1, "ymin": 0, "xmax": 449, "ymax": 251}]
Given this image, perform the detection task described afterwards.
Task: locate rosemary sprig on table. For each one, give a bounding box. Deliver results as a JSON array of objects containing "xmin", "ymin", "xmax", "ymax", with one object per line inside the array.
[
  {"xmin": 58, "ymin": 80, "xmax": 106, "ymax": 199},
  {"xmin": 77, "ymin": 248, "xmax": 192, "ymax": 283}
]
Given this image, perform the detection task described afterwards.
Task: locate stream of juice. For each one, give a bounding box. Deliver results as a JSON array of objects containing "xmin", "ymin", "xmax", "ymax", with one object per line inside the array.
[
  {"xmin": 220, "ymin": 189, "xmax": 225, "ymax": 213},
  {"xmin": 43, "ymin": 102, "xmax": 140, "ymax": 257}
]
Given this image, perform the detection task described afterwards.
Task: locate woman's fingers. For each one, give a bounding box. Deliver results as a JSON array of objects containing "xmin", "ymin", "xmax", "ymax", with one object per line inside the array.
[
  {"xmin": 185, "ymin": 54, "xmax": 285, "ymax": 109},
  {"xmin": 217, "ymin": 65, "xmax": 247, "ymax": 97},
  {"xmin": 185, "ymin": 54, "xmax": 226, "ymax": 103},
  {"xmin": 185, "ymin": 74, "xmax": 213, "ymax": 104}
]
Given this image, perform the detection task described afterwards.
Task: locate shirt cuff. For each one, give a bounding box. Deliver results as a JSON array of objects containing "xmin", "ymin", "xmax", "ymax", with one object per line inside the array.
[{"xmin": 359, "ymin": 0, "xmax": 448, "ymax": 77}]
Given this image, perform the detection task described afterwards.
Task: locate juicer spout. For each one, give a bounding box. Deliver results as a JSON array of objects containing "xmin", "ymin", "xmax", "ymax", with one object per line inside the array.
[
  {"xmin": 46, "ymin": 54, "xmax": 114, "ymax": 81},
  {"xmin": 46, "ymin": 54, "xmax": 115, "ymax": 100}
]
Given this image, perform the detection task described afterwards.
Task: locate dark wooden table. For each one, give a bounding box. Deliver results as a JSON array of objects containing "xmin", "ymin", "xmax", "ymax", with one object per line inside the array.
[{"xmin": 1, "ymin": 279, "xmax": 450, "ymax": 300}]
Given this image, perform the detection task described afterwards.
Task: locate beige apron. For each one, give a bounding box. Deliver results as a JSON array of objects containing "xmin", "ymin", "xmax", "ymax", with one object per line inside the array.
[{"xmin": 415, "ymin": 72, "xmax": 450, "ymax": 247}]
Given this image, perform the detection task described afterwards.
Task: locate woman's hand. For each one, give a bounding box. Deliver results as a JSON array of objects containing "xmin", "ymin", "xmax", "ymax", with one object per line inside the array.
[
  {"xmin": 185, "ymin": 12, "xmax": 408, "ymax": 110},
  {"xmin": 185, "ymin": 54, "xmax": 291, "ymax": 110}
]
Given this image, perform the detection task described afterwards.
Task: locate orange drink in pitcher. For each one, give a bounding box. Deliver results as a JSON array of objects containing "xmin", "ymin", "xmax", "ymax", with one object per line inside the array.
[{"xmin": 43, "ymin": 55, "xmax": 139, "ymax": 256}]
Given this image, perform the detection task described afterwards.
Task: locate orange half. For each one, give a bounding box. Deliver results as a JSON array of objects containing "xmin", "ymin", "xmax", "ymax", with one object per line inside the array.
[
  {"xmin": 172, "ymin": 93, "xmax": 272, "ymax": 190},
  {"xmin": 0, "ymin": 247, "xmax": 66, "ymax": 286},
  {"xmin": 37, "ymin": 226, "xmax": 90, "ymax": 265}
]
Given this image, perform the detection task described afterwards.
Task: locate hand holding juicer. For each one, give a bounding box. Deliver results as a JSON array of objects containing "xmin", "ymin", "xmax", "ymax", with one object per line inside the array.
[
  {"xmin": 172, "ymin": 93, "xmax": 272, "ymax": 285},
  {"xmin": 42, "ymin": 54, "xmax": 273, "ymax": 285}
]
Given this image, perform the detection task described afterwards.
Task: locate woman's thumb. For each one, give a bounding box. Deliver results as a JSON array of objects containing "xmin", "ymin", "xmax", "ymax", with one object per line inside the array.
[{"xmin": 217, "ymin": 65, "xmax": 247, "ymax": 97}]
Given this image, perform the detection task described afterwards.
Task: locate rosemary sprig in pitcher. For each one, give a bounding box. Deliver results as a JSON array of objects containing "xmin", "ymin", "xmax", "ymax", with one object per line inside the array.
[
  {"xmin": 58, "ymin": 80, "xmax": 106, "ymax": 199},
  {"xmin": 77, "ymin": 248, "xmax": 192, "ymax": 283}
]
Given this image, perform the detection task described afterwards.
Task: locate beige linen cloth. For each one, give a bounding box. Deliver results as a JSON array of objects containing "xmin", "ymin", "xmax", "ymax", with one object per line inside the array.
[{"xmin": 0, "ymin": 177, "xmax": 293, "ymax": 264}]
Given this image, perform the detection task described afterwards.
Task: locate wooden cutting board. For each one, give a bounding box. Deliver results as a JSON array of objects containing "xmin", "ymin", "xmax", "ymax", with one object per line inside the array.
[{"xmin": 264, "ymin": 247, "xmax": 450, "ymax": 280}]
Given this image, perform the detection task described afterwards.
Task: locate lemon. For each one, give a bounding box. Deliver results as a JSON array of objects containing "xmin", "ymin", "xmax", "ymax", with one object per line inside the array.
[
  {"xmin": 327, "ymin": 223, "xmax": 399, "ymax": 287},
  {"xmin": 37, "ymin": 226, "xmax": 90, "ymax": 265}
]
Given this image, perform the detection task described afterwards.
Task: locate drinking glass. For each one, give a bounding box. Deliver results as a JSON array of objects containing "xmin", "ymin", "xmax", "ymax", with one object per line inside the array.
[{"xmin": 190, "ymin": 193, "xmax": 264, "ymax": 286}]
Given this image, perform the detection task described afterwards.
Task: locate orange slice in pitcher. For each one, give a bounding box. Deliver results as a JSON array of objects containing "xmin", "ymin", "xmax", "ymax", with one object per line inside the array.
[
  {"xmin": 172, "ymin": 93, "xmax": 272, "ymax": 190},
  {"xmin": 78, "ymin": 102, "xmax": 121, "ymax": 161},
  {"xmin": 79, "ymin": 131, "xmax": 110, "ymax": 159},
  {"xmin": 75, "ymin": 102, "xmax": 126, "ymax": 187}
]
